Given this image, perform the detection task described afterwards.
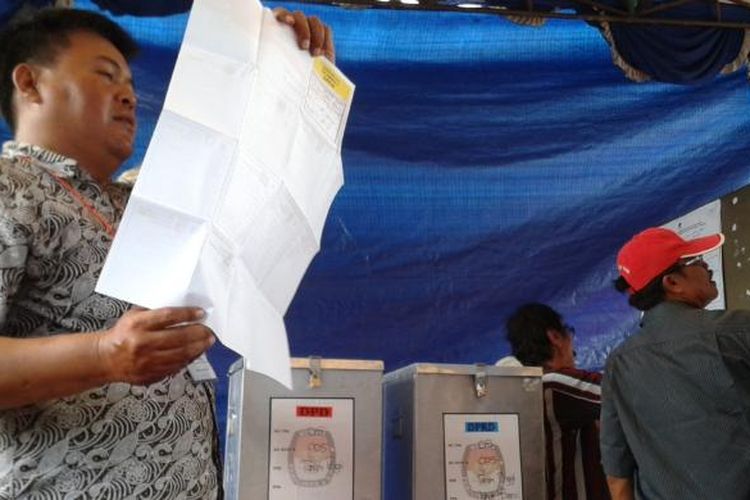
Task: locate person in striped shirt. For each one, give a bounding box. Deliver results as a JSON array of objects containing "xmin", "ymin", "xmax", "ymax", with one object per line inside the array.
[{"xmin": 506, "ymin": 303, "xmax": 610, "ymax": 500}]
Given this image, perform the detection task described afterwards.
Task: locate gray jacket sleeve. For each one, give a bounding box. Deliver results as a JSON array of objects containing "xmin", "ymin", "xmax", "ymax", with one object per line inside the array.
[{"xmin": 599, "ymin": 356, "xmax": 636, "ymax": 478}]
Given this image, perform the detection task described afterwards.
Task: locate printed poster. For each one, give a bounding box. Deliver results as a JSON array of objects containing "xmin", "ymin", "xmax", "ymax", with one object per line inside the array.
[
  {"xmin": 444, "ymin": 413, "xmax": 522, "ymax": 500},
  {"xmin": 269, "ymin": 398, "xmax": 353, "ymax": 499}
]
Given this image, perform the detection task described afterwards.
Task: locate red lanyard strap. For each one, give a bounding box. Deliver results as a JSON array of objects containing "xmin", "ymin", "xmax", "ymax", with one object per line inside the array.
[{"xmin": 49, "ymin": 173, "xmax": 116, "ymax": 238}]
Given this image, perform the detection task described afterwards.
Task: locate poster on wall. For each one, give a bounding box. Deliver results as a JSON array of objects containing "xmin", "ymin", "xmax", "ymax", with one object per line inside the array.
[
  {"xmin": 268, "ymin": 398, "xmax": 354, "ymax": 499},
  {"xmin": 662, "ymin": 199, "xmax": 724, "ymax": 310},
  {"xmin": 443, "ymin": 413, "xmax": 523, "ymax": 500}
]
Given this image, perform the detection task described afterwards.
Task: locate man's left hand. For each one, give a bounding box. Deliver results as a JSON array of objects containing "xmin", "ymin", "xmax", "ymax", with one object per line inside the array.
[{"xmin": 274, "ymin": 7, "xmax": 335, "ymax": 63}]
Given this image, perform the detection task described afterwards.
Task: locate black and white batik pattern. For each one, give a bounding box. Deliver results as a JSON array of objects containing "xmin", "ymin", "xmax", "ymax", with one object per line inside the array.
[{"xmin": 0, "ymin": 142, "xmax": 219, "ymax": 499}]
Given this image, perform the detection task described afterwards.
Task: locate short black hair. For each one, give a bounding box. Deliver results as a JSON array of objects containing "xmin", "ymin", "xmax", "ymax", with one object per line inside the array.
[
  {"xmin": 506, "ymin": 303, "xmax": 565, "ymax": 366},
  {"xmin": 614, "ymin": 262, "xmax": 682, "ymax": 311},
  {"xmin": 0, "ymin": 7, "xmax": 138, "ymax": 131}
]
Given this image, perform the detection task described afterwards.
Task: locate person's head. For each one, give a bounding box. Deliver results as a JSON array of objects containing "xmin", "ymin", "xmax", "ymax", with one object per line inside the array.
[
  {"xmin": 506, "ymin": 303, "xmax": 575, "ymax": 370},
  {"xmin": 0, "ymin": 8, "xmax": 139, "ymax": 181},
  {"xmin": 615, "ymin": 227, "xmax": 724, "ymax": 310}
]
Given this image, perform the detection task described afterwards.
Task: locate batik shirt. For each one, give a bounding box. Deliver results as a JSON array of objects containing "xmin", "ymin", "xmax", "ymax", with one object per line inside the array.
[{"xmin": 0, "ymin": 142, "xmax": 220, "ymax": 499}]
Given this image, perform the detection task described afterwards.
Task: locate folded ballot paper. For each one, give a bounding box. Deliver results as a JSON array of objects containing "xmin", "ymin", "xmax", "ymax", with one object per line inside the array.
[{"xmin": 96, "ymin": 0, "xmax": 354, "ymax": 388}]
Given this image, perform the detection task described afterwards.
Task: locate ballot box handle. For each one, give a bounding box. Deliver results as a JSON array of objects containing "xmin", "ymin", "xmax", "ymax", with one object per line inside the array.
[{"xmin": 391, "ymin": 412, "xmax": 404, "ymax": 439}]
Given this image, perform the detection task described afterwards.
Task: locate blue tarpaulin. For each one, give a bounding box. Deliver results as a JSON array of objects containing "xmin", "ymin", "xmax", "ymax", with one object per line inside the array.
[{"xmin": 2, "ymin": 0, "xmax": 750, "ymax": 452}]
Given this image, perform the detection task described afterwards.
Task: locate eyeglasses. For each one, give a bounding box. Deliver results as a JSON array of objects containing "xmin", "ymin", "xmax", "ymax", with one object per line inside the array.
[{"xmin": 680, "ymin": 255, "xmax": 705, "ymax": 268}]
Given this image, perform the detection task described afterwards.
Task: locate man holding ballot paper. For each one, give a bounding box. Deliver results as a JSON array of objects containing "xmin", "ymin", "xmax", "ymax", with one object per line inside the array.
[{"xmin": 0, "ymin": 4, "xmax": 334, "ymax": 498}]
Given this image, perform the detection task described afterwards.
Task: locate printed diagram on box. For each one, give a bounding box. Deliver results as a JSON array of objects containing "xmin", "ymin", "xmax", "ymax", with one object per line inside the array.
[
  {"xmin": 444, "ymin": 414, "xmax": 522, "ymax": 500},
  {"xmin": 288, "ymin": 427, "xmax": 340, "ymax": 487},
  {"xmin": 269, "ymin": 398, "xmax": 354, "ymax": 499},
  {"xmin": 461, "ymin": 440, "xmax": 506, "ymax": 498}
]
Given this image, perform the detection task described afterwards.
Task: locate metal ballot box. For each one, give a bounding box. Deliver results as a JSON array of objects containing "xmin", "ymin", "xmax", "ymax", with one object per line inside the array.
[
  {"xmin": 383, "ymin": 363, "xmax": 544, "ymax": 500},
  {"xmin": 224, "ymin": 357, "xmax": 384, "ymax": 500}
]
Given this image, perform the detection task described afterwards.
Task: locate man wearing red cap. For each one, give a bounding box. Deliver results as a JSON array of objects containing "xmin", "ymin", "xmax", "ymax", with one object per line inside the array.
[{"xmin": 600, "ymin": 227, "xmax": 750, "ymax": 499}]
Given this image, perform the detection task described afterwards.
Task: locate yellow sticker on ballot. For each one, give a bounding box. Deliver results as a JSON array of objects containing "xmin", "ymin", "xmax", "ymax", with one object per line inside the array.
[{"xmin": 313, "ymin": 58, "xmax": 353, "ymax": 102}]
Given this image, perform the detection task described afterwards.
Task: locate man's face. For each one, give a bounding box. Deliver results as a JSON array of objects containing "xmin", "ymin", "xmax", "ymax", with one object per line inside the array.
[
  {"xmin": 671, "ymin": 256, "xmax": 718, "ymax": 308},
  {"xmin": 33, "ymin": 31, "xmax": 136, "ymax": 168},
  {"xmin": 545, "ymin": 324, "xmax": 576, "ymax": 371},
  {"xmin": 560, "ymin": 329, "xmax": 576, "ymax": 368}
]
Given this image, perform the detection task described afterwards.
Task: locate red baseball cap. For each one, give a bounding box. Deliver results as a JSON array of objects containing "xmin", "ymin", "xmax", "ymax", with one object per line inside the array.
[{"xmin": 617, "ymin": 227, "xmax": 724, "ymax": 293}]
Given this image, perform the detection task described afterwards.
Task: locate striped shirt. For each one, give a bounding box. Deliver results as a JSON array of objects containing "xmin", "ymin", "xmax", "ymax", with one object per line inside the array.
[{"xmin": 543, "ymin": 367, "xmax": 610, "ymax": 500}]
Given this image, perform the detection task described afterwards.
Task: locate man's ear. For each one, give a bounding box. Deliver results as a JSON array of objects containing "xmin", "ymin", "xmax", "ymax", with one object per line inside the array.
[
  {"xmin": 11, "ymin": 64, "xmax": 43, "ymax": 105},
  {"xmin": 546, "ymin": 328, "xmax": 565, "ymax": 348},
  {"xmin": 661, "ymin": 272, "xmax": 681, "ymax": 294}
]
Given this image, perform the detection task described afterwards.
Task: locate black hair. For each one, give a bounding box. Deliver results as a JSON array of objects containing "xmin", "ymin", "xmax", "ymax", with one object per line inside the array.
[
  {"xmin": 614, "ymin": 262, "xmax": 683, "ymax": 311},
  {"xmin": 506, "ymin": 303, "xmax": 566, "ymax": 366},
  {"xmin": 0, "ymin": 7, "xmax": 138, "ymax": 131}
]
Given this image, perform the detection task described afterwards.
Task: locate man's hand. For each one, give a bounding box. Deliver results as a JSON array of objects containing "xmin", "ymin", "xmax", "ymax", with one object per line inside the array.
[
  {"xmin": 274, "ymin": 7, "xmax": 335, "ymax": 63},
  {"xmin": 607, "ymin": 475, "xmax": 635, "ymax": 500},
  {"xmin": 96, "ymin": 307, "xmax": 215, "ymax": 386}
]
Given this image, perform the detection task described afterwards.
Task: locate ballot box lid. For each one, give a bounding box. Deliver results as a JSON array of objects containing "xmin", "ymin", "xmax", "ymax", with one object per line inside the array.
[
  {"xmin": 229, "ymin": 357, "xmax": 384, "ymax": 376},
  {"xmin": 290, "ymin": 357, "xmax": 384, "ymax": 371},
  {"xmin": 384, "ymin": 362, "xmax": 542, "ymax": 381}
]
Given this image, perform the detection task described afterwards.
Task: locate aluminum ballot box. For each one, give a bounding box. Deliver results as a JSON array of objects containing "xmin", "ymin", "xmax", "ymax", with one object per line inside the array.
[
  {"xmin": 224, "ymin": 357, "xmax": 384, "ymax": 500},
  {"xmin": 383, "ymin": 363, "xmax": 544, "ymax": 500}
]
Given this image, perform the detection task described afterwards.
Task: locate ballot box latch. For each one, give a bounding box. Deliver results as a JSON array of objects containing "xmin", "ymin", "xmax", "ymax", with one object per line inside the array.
[
  {"xmin": 308, "ymin": 356, "xmax": 323, "ymax": 388},
  {"xmin": 474, "ymin": 363, "xmax": 488, "ymax": 398},
  {"xmin": 391, "ymin": 412, "xmax": 404, "ymax": 439}
]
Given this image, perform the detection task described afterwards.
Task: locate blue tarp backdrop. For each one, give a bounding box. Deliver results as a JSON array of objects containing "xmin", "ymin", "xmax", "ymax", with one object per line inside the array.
[{"xmin": 2, "ymin": 0, "xmax": 750, "ymax": 452}]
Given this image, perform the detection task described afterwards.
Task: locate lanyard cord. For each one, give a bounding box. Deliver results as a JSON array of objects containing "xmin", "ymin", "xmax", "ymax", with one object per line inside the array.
[
  {"xmin": 49, "ymin": 173, "xmax": 117, "ymax": 238},
  {"xmin": 13, "ymin": 153, "xmax": 117, "ymax": 238}
]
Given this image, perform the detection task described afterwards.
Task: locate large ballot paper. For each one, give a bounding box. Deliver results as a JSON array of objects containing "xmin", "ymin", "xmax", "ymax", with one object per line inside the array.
[{"xmin": 96, "ymin": 0, "xmax": 354, "ymax": 387}]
